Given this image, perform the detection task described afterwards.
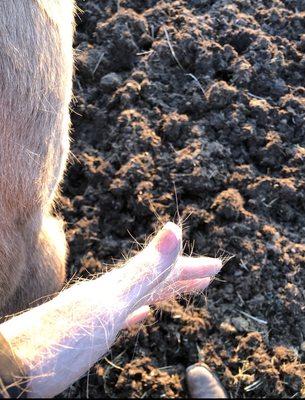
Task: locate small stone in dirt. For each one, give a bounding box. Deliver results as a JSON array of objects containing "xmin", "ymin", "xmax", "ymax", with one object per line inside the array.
[
  {"xmin": 301, "ymin": 342, "xmax": 305, "ymax": 352},
  {"xmin": 219, "ymin": 321, "xmax": 237, "ymax": 336},
  {"xmin": 231, "ymin": 316, "xmax": 250, "ymax": 332},
  {"xmin": 100, "ymin": 72, "xmax": 122, "ymax": 93}
]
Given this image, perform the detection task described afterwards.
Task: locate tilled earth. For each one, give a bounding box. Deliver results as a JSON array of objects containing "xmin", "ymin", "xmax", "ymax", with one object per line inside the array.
[{"xmin": 60, "ymin": 0, "xmax": 305, "ymax": 397}]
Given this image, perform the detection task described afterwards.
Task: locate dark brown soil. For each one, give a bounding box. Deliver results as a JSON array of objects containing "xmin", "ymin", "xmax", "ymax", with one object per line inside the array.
[{"xmin": 60, "ymin": 0, "xmax": 305, "ymax": 397}]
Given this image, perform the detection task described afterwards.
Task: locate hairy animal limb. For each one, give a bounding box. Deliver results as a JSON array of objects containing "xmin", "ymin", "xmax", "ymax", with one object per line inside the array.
[
  {"xmin": 0, "ymin": 223, "xmax": 223, "ymax": 398},
  {"xmin": 0, "ymin": 0, "xmax": 74, "ymax": 315}
]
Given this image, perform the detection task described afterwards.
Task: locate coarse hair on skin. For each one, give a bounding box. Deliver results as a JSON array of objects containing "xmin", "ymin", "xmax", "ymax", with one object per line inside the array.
[
  {"xmin": 95, "ymin": 191, "xmax": 228, "ymax": 326},
  {"xmin": 65, "ymin": 185, "xmax": 230, "ymax": 315},
  {"xmin": 118, "ymin": 194, "xmax": 231, "ymax": 330},
  {"xmin": 0, "ymin": 0, "xmax": 76, "ymax": 317}
]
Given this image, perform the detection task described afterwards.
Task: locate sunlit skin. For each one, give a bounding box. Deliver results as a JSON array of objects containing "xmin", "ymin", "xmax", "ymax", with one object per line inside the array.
[{"xmin": 0, "ymin": 222, "xmax": 222, "ymax": 398}]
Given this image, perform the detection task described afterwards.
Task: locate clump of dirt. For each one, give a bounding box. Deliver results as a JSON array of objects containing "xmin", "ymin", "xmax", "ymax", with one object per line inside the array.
[{"xmin": 60, "ymin": 0, "xmax": 305, "ymax": 397}]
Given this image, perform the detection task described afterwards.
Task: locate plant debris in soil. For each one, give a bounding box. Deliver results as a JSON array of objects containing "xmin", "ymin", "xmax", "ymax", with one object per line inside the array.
[{"xmin": 59, "ymin": 0, "xmax": 305, "ymax": 397}]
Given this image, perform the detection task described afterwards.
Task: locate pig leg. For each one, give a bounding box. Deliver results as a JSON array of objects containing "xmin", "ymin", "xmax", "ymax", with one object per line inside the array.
[
  {"xmin": 1, "ymin": 216, "xmax": 67, "ymax": 317},
  {"xmin": 0, "ymin": 0, "xmax": 74, "ymax": 315},
  {"xmin": 0, "ymin": 223, "xmax": 224, "ymax": 398},
  {"xmin": 0, "ymin": 222, "xmax": 182, "ymax": 398},
  {"xmin": 125, "ymin": 256, "xmax": 223, "ymax": 326}
]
